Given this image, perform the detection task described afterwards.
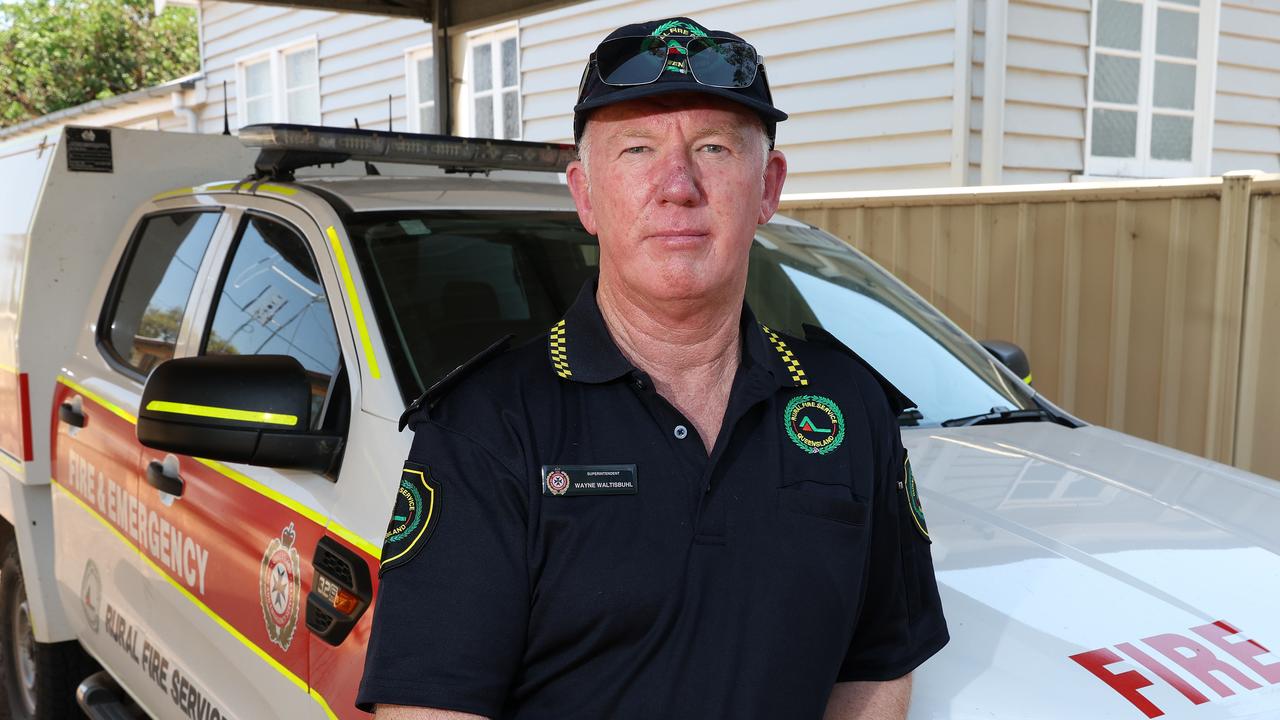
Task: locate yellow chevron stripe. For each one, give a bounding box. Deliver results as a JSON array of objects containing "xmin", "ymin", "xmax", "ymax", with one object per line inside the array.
[
  {"xmin": 327, "ymin": 226, "xmax": 381, "ymax": 380},
  {"xmin": 145, "ymin": 400, "xmax": 298, "ymax": 427}
]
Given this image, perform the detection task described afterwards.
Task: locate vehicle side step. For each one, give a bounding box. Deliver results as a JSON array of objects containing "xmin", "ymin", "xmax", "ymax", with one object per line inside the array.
[{"xmin": 76, "ymin": 670, "xmax": 139, "ymax": 720}]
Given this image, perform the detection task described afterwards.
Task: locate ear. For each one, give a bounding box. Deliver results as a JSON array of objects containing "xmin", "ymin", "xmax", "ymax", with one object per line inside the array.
[
  {"xmin": 566, "ymin": 159, "xmax": 598, "ymax": 236},
  {"xmin": 757, "ymin": 150, "xmax": 787, "ymax": 225}
]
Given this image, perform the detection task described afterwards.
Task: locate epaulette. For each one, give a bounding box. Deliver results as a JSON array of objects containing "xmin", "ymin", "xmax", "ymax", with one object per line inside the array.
[
  {"xmin": 802, "ymin": 324, "xmax": 916, "ymax": 415},
  {"xmin": 397, "ymin": 334, "xmax": 513, "ymax": 431}
]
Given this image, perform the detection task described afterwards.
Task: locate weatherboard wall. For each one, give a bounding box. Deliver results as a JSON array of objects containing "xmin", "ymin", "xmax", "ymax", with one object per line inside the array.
[
  {"xmin": 197, "ymin": 1, "xmax": 432, "ymax": 135},
  {"xmin": 1212, "ymin": 0, "xmax": 1280, "ymax": 174},
  {"xmin": 518, "ymin": 0, "xmax": 965, "ymax": 194}
]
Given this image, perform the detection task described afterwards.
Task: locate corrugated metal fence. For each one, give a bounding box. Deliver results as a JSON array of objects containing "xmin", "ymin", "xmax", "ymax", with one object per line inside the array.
[{"xmin": 780, "ymin": 172, "xmax": 1280, "ymax": 481}]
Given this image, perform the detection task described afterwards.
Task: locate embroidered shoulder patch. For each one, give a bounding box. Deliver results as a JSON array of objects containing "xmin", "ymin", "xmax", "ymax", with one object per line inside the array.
[
  {"xmin": 379, "ymin": 463, "xmax": 441, "ymax": 575},
  {"xmin": 901, "ymin": 453, "xmax": 929, "ymax": 541}
]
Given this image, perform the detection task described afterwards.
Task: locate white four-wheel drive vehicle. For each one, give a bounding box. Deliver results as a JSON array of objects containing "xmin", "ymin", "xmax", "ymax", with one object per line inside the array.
[{"xmin": 0, "ymin": 124, "xmax": 1275, "ymax": 719}]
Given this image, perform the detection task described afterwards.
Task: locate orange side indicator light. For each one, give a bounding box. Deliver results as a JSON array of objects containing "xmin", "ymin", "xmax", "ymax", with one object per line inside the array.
[{"xmin": 333, "ymin": 589, "xmax": 359, "ymax": 615}]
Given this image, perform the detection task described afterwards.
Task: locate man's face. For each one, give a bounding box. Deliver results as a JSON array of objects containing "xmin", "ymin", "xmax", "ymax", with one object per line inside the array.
[{"xmin": 566, "ymin": 94, "xmax": 787, "ymax": 308}]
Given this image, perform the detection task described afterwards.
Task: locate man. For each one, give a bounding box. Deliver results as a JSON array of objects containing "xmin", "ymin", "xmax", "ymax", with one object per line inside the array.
[{"xmin": 357, "ymin": 17, "xmax": 948, "ymax": 720}]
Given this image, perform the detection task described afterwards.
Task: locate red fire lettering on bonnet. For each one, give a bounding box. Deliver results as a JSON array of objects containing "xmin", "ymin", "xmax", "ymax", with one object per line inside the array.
[
  {"xmin": 1192, "ymin": 620, "xmax": 1280, "ymax": 685},
  {"xmin": 1144, "ymin": 633, "xmax": 1262, "ymax": 697},
  {"xmin": 1116, "ymin": 642, "xmax": 1209, "ymax": 706},
  {"xmin": 1069, "ymin": 647, "xmax": 1164, "ymax": 719}
]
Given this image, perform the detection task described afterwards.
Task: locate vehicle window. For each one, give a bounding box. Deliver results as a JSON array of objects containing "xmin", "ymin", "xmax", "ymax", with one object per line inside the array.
[
  {"xmin": 346, "ymin": 211, "xmax": 1037, "ymax": 425},
  {"xmin": 203, "ymin": 215, "xmax": 341, "ymax": 430},
  {"xmin": 749, "ymin": 224, "xmax": 1037, "ymax": 425},
  {"xmin": 102, "ymin": 211, "xmax": 221, "ymax": 377},
  {"xmin": 345, "ymin": 211, "xmax": 594, "ymax": 399}
]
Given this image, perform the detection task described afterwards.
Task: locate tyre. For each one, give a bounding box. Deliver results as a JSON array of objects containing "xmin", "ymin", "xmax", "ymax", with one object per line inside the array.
[{"xmin": 0, "ymin": 541, "xmax": 93, "ymax": 719}]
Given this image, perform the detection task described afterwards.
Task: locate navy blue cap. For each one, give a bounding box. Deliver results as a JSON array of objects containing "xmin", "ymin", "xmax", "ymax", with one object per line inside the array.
[{"xmin": 573, "ymin": 17, "xmax": 787, "ymax": 146}]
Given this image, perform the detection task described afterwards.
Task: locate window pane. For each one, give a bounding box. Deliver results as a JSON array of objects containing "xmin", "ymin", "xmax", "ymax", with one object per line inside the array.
[
  {"xmin": 501, "ymin": 37, "xmax": 518, "ymax": 88},
  {"xmin": 343, "ymin": 212, "xmax": 588, "ymax": 398},
  {"xmin": 1151, "ymin": 114, "xmax": 1193, "ymax": 160},
  {"xmin": 416, "ymin": 57, "xmax": 435, "ymax": 104},
  {"xmin": 345, "ymin": 212, "xmax": 1041, "ymax": 421},
  {"xmin": 419, "ymin": 104, "xmax": 437, "ymax": 134},
  {"xmin": 245, "ymin": 60, "xmax": 270, "ymax": 98},
  {"xmin": 1098, "ymin": 0, "xmax": 1142, "ymax": 51},
  {"xmin": 502, "ymin": 91, "xmax": 519, "ymax": 139},
  {"xmin": 105, "ymin": 212, "xmax": 221, "ymax": 375},
  {"xmin": 475, "ymin": 95, "xmax": 494, "ymax": 137},
  {"xmin": 285, "ymin": 48, "xmax": 317, "ymax": 90},
  {"xmin": 473, "ymin": 43, "xmax": 493, "ymax": 92},
  {"xmin": 1157, "ymin": 8, "xmax": 1198, "ymax": 58},
  {"xmin": 1091, "ymin": 108, "xmax": 1137, "ymax": 157},
  {"xmin": 1167, "ymin": 0, "xmax": 1198, "ymax": 5},
  {"xmin": 206, "ymin": 216, "xmax": 340, "ymax": 428},
  {"xmin": 1094, "ymin": 54, "xmax": 1140, "ymax": 104},
  {"xmin": 1154, "ymin": 61, "xmax": 1196, "ymax": 109},
  {"xmin": 287, "ymin": 88, "xmax": 320, "ymax": 124},
  {"xmin": 246, "ymin": 97, "xmax": 271, "ymax": 125}
]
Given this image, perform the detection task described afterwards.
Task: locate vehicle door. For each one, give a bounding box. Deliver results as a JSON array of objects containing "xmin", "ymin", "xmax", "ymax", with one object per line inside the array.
[
  {"xmin": 134, "ymin": 199, "xmax": 353, "ymax": 719},
  {"xmin": 51, "ymin": 208, "xmax": 226, "ymax": 715}
]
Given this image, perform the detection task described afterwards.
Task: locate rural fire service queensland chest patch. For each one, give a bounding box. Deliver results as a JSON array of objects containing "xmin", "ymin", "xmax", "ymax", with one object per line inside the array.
[
  {"xmin": 259, "ymin": 523, "xmax": 302, "ymax": 651},
  {"xmin": 784, "ymin": 394, "xmax": 846, "ymax": 455},
  {"xmin": 379, "ymin": 464, "xmax": 439, "ymax": 576}
]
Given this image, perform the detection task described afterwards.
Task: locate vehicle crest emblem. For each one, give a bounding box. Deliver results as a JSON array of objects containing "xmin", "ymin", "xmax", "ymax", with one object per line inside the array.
[
  {"xmin": 545, "ymin": 468, "xmax": 571, "ymax": 496},
  {"xmin": 260, "ymin": 522, "xmax": 301, "ymax": 651},
  {"xmin": 784, "ymin": 395, "xmax": 845, "ymax": 455},
  {"xmin": 81, "ymin": 559, "xmax": 101, "ymax": 633}
]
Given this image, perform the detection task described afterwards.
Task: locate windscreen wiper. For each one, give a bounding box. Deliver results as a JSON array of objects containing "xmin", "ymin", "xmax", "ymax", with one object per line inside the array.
[{"xmin": 940, "ymin": 407, "xmax": 1060, "ymax": 427}]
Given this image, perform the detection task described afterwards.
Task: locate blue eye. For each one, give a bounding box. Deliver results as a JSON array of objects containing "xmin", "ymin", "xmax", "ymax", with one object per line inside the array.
[
  {"xmin": 623, "ymin": 146, "xmax": 648, "ymax": 155},
  {"xmin": 701, "ymin": 144, "xmax": 726, "ymax": 153}
]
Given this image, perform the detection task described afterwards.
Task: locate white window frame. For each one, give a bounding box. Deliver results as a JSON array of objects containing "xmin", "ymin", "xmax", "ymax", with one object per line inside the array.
[
  {"xmin": 405, "ymin": 43, "xmax": 437, "ymax": 134},
  {"xmin": 1084, "ymin": 0, "xmax": 1218, "ymax": 178},
  {"xmin": 463, "ymin": 22, "xmax": 521, "ymax": 140},
  {"xmin": 235, "ymin": 37, "xmax": 320, "ymax": 128}
]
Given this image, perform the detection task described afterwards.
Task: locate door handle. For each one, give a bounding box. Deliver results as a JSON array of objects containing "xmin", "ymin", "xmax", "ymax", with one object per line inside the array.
[
  {"xmin": 59, "ymin": 402, "xmax": 86, "ymax": 428},
  {"xmin": 145, "ymin": 461, "xmax": 184, "ymax": 497}
]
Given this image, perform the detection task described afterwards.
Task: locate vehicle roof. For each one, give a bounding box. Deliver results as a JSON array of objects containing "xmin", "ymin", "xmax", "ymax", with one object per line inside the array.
[
  {"xmin": 296, "ymin": 173, "xmax": 578, "ymax": 213},
  {"xmin": 169, "ymin": 164, "xmax": 809, "ymax": 227}
]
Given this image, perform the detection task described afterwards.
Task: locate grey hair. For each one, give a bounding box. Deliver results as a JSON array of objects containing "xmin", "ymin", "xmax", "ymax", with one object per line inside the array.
[{"xmin": 575, "ymin": 119, "xmax": 772, "ymax": 182}]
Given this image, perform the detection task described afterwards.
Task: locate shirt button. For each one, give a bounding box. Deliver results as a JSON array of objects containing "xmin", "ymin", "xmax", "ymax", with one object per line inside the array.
[{"xmin": 674, "ymin": 425, "xmax": 688, "ymax": 439}]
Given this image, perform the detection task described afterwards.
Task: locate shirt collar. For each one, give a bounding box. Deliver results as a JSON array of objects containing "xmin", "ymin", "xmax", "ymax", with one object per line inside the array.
[{"xmin": 549, "ymin": 279, "xmax": 808, "ymax": 389}]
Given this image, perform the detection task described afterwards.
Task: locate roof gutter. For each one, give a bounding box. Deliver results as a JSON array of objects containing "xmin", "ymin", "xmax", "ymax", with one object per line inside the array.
[{"xmin": 0, "ymin": 73, "xmax": 203, "ymax": 140}]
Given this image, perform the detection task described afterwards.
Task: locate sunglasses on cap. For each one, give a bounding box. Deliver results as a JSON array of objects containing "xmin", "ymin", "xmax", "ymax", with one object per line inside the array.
[{"xmin": 578, "ymin": 35, "xmax": 765, "ymax": 97}]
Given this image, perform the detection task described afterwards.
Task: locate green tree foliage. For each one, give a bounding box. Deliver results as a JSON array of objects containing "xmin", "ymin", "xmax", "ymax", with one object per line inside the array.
[{"xmin": 0, "ymin": 0, "xmax": 199, "ymax": 126}]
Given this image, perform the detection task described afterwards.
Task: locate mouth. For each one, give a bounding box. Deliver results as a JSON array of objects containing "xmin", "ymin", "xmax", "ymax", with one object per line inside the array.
[{"xmin": 647, "ymin": 230, "xmax": 711, "ymax": 246}]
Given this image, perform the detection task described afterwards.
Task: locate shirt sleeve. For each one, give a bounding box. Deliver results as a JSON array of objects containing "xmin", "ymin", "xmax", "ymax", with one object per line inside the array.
[
  {"xmin": 837, "ymin": 418, "xmax": 949, "ymax": 682},
  {"xmin": 356, "ymin": 418, "xmax": 529, "ymax": 716}
]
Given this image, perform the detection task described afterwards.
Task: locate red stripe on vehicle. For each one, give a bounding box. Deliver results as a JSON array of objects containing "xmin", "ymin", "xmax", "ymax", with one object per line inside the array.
[{"xmin": 19, "ymin": 373, "xmax": 32, "ymax": 462}]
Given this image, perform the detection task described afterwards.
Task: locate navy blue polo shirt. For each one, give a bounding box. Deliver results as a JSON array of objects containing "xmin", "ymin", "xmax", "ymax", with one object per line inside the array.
[{"xmin": 357, "ymin": 281, "xmax": 948, "ymax": 719}]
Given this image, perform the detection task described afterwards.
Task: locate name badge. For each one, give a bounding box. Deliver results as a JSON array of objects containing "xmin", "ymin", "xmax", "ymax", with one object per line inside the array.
[{"xmin": 541, "ymin": 464, "xmax": 638, "ymax": 496}]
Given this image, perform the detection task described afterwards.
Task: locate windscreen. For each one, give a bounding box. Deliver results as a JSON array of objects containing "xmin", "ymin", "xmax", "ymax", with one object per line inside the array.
[{"xmin": 345, "ymin": 211, "xmax": 1036, "ymax": 425}]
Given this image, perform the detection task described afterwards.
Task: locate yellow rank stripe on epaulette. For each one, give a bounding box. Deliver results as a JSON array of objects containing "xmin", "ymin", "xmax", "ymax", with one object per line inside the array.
[
  {"xmin": 761, "ymin": 324, "xmax": 809, "ymax": 386},
  {"xmin": 549, "ymin": 319, "xmax": 572, "ymax": 378}
]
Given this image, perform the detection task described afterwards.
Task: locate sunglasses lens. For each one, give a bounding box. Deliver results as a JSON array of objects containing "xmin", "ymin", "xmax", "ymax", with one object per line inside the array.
[
  {"xmin": 687, "ymin": 39, "xmax": 758, "ymax": 88},
  {"xmin": 596, "ymin": 37, "xmax": 667, "ymax": 86}
]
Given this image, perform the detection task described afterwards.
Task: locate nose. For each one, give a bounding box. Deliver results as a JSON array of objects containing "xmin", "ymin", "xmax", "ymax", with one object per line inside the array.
[{"xmin": 655, "ymin": 150, "xmax": 702, "ymax": 207}]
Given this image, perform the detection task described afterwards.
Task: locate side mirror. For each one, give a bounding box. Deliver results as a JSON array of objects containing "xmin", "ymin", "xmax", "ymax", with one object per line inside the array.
[
  {"xmin": 137, "ymin": 355, "xmax": 342, "ymax": 473},
  {"xmin": 980, "ymin": 340, "xmax": 1033, "ymax": 384}
]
